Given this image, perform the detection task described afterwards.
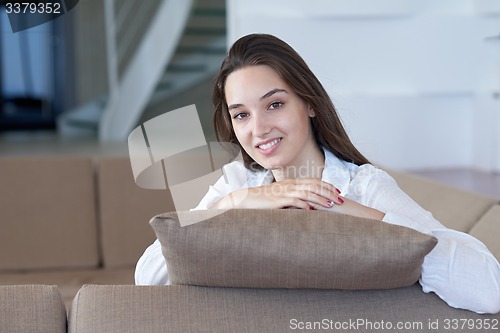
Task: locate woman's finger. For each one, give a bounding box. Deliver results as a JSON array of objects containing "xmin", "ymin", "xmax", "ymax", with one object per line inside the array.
[{"xmin": 291, "ymin": 183, "xmax": 343, "ymax": 206}]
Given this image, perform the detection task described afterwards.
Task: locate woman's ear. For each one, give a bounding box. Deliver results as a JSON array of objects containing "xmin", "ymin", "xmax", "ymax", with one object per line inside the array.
[{"xmin": 308, "ymin": 105, "xmax": 316, "ymax": 117}]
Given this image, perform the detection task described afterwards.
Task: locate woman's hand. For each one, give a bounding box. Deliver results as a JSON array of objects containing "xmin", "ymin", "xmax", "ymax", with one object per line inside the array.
[
  {"xmin": 213, "ymin": 177, "xmax": 385, "ymax": 221},
  {"xmin": 310, "ymin": 197, "xmax": 385, "ymax": 220},
  {"xmin": 213, "ymin": 178, "xmax": 343, "ymax": 210}
]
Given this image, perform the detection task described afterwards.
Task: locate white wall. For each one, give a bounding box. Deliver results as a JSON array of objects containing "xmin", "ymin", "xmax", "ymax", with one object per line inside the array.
[{"xmin": 227, "ymin": 0, "xmax": 500, "ymax": 171}]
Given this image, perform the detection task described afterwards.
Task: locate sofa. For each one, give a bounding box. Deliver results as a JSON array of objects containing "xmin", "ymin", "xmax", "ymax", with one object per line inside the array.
[
  {"xmin": 0, "ymin": 156, "xmax": 171, "ymax": 308},
  {"xmin": 0, "ymin": 155, "xmax": 498, "ymax": 332}
]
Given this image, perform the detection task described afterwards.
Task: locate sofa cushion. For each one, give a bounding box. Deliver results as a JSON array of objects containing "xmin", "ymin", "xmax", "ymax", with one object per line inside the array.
[
  {"xmin": 469, "ymin": 204, "xmax": 500, "ymax": 261},
  {"xmin": 97, "ymin": 157, "xmax": 170, "ymax": 268},
  {"xmin": 0, "ymin": 285, "xmax": 66, "ymax": 333},
  {"xmin": 0, "ymin": 267, "xmax": 135, "ymax": 311},
  {"xmin": 69, "ymin": 284, "xmax": 498, "ymax": 333},
  {"xmin": 151, "ymin": 209, "xmax": 437, "ymax": 290},
  {"xmin": 0, "ymin": 157, "xmax": 99, "ymax": 271},
  {"xmin": 387, "ymin": 170, "xmax": 497, "ymax": 233}
]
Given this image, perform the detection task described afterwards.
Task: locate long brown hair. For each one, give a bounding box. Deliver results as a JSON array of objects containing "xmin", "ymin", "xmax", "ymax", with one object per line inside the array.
[{"xmin": 213, "ymin": 33, "xmax": 370, "ymax": 170}]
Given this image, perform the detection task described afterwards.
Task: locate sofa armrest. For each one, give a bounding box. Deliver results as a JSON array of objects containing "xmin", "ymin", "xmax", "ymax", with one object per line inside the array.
[
  {"xmin": 69, "ymin": 284, "xmax": 498, "ymax": 333},
  {"xmin": 0, "ymin": 285, "xmax": 67, "ymax": 333},
  {"xmin": 470, "ymin": 204, "xmax": 500, "ymax": 261},
  {"xmin": 387, "ymin": 169, "xmax": 497, "ymax": 233}
]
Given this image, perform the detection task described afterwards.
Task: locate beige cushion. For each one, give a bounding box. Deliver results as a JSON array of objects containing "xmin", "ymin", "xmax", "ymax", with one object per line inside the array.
[
  {"xmin": 69, "ymin": 284, "xmax": 497, "ymax": 333},
  {"xmin": 387, "ymin": 170, "xmax": 497, "ymax": 232},
  {"xmin": 0, "ymin": 285, "xmax": 66, "ymax": 333},
  {"xmin": 151, "ymin": 209, "xmax": 437, "ymax": 290},
  {"xmin": 470, "ymin": 205, "xmax": 500, "ymax": 261},
  {"xmin": 97, "ymin": 157, "xmax": 172, "ymax": 268},
  {"xmin": 0, "ymin": 157, "xmax": 99, "ymax": 271},
  {"xmin": 0, "ymin": 267, "xmax": 135, "ymax": 311}
]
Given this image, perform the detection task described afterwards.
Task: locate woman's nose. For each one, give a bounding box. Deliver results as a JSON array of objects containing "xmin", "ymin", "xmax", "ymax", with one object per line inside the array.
[{"xmin": 251, "ymin": 112, "xmax": 271, "ymax": 137}]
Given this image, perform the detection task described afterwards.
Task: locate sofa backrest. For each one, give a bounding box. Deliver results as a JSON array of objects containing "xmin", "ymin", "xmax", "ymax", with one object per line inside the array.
[
  {"xmin": 388, "ymin": 170, "xmax": 497, "ymax": 233},
  {"xmin": 0, "ymin": 157, "xmax": 99, "ymax": 271},
  {"xmin": 97, "ymin": 157, "xmax": 172, "ymax": 268},
  {"xmin": 1, "ymin": 155, "xmax": 496, "ymax": 273},
  {"xmin": 0, "ymin": 285, "xmax": 66, "ymax": 333},
  {"xmin": 0, "ymin": 155, "xmax": 179, "ymax": 273},
  {"xmin": 69, "ymin": 284, "xmax": 498, "ymax": 333}
]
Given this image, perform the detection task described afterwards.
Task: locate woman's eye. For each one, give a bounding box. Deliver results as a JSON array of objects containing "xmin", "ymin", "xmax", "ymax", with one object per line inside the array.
[
  {"xmin": 269, "ymin": 101, "xmax": 283, "ymax": 110},
  {"xmin": 233, "ymin": 112, "xmax": 248, "ymax": 120}
]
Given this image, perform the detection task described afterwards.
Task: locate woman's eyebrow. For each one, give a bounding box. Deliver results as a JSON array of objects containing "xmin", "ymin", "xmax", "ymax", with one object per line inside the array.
[
  {"xmin": 228, "ymin": 103, "xmax": 242, "ymax": 111},
  {"xmin": 260, "ymin": 88, "xmax": 287, "ymax": 100},
  {"xmin": 228, "ymin": 88, "xmax": 288, "ymax": 111}
]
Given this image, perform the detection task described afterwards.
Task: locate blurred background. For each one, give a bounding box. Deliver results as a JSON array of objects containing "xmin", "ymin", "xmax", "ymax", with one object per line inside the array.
[{"xmin": 1, "ymin": 0, "xmax": 499, "ymax": 196}]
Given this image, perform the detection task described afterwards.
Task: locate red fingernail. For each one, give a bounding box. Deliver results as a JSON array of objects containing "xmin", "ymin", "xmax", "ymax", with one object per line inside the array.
[
  {"xmin": 308, "ymin": 205, "xmax": 315, "ymax": 210},
  {"xmin": 336, "ymin": 189, "xmax": 341, "ymax": 194},
  {"xmin": 338, "ymin": 197, "xmax": 344, "ymax": 204}
]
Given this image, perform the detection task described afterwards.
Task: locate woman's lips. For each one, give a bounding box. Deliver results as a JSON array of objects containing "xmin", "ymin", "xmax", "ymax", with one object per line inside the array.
[{"xmin": 256, "ymin": 137, "xmax": 282, "ymax": 155}]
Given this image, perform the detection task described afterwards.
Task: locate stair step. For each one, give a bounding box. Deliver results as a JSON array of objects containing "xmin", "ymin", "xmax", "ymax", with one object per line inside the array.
[
  {"xmin": 192, "ymin": 8, "xmax": 225, "ymax": 17},
  {"xmin": 158, "ymin": 70, "xmax": 207, "ymax": 87},
  {"xmin": 184, "ymin": 27, "xmax": 226, "ymax": 36},
  {"xmin": 186, "ymin": 15, "xmax": 226, "ymax": 29},
  {"xmin": 193, "ymin": 0, "xmax": 226, "ymax": 10},
  {"xmin": 177, "ymin": 45, "xmax": 226, "ymax": 55},
  {"xmin": 152, "ymin": 44, "xmax": 224, "ymax": 106},
  {"xmin": 178, "ymin": 34, "xmax": 225, "ymax": 48},
  {"xmin": 170, "ymin": 53, "xmax": 217, "ymax": 65},
  {"xmin": 150, "ymin": 65, "xmax": 220, "ymax": 107},
  {"xmin": 168, "ymin": 63, "xmax": 207, "ymax": 73}
]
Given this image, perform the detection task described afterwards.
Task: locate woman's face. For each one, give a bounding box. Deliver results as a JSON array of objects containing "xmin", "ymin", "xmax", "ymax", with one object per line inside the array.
[{"xmin": 224, "ymin": 65, "xmax": 317, "ymax": 170}]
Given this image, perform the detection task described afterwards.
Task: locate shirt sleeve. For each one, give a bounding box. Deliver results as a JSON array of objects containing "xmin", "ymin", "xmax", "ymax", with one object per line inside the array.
[
  {"xmin": 360, "ymin": 167, "xmax": 500, "ymax": 314},
  {"xmin": 134, "ymin": 239, "xmax": 170, "ymax": 285},
  {"xmin": 191, "ymin": 175, "xmax": 232, "ymax": 210},
  {"xmin": 192, "ymin": 160, "xmax": 250, "ymax": 210}
]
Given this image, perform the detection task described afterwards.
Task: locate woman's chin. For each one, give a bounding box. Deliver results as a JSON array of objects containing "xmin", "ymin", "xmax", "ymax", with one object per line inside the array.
[
  {"xmin": 250, "ymin": 152, "xmax": 287, "ymax": 170},
  {"xmin": 257, "ymin": 160, "xmax": 286, "ymax": 171}
]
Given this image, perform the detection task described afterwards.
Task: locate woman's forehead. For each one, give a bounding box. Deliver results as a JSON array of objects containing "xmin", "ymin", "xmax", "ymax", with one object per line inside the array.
[{"xmin": 225, "ymin": 65, "xmax": 290, "ymax": 103}]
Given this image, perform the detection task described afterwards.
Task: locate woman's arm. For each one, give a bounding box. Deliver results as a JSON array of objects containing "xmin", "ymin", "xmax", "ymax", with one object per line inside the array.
[
  {"xmin": 213, "ymin": 178, "xmax": 344, "ymax": 210},
  {"xmin": 363, "ymin": 168, "xmax": 499, "ymax": 314},
  {"xmin": 420, "ymin": 229, "xmax": 500, "ymax": 314}
]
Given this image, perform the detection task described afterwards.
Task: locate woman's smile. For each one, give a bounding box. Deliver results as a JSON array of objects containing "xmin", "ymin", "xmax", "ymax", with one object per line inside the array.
[{"xmin": 256, "ymin": 137, "xmax": 282, "ymax": 155}]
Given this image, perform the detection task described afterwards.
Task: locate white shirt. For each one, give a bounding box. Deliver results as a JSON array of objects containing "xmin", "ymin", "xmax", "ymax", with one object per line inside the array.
[{"xmin": 135, "ymin": 148, "xmax": 500, "ymax": 314}]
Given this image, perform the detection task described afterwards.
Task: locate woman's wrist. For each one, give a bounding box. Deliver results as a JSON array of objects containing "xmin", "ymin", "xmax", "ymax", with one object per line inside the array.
[
  {"xmin": 213, "ymin": 189, "xmax": 246, "ymax": 209},
  {"xmin": 330, "ymin": 198, "xmax": 385, "ymax": 220},
  {"xmin": 213, "ymin": 194, "xmax": 233, "ymax": 209}
]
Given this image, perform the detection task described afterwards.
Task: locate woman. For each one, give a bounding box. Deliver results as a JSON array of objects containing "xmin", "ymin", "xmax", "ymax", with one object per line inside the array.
[{"xmin": 136, "ymin": 34, "xmax": 499, "ymax": 314}]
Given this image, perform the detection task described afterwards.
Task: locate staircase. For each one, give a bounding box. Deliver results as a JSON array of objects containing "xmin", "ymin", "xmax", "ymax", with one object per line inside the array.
[
  {"xmin": 58, "ymin": 0, "xmax": 227, "ymax": 141},
  {"xmin": 149, "ymin": 4, "xmax": 227, "ymax": 109}
]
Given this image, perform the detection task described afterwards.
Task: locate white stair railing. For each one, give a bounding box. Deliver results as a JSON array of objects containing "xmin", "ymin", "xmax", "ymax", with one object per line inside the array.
[{"xmin": 99, "ymin": 0, "xmax": 194, "ymax": 142}]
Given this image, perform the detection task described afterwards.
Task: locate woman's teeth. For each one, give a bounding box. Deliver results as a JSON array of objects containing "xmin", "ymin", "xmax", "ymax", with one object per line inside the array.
[{"xmin": 258, "ymin": 138, "xmax": 281, "ymax": 150}]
